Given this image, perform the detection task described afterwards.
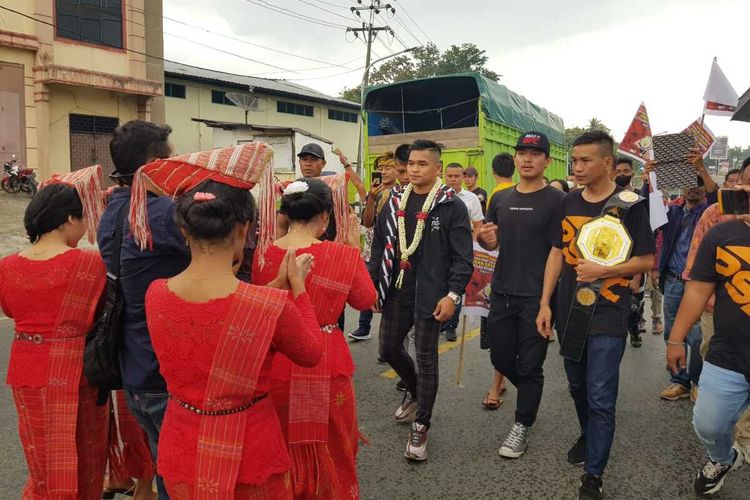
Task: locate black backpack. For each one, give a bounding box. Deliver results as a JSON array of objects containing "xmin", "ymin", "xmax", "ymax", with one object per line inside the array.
[{"xmin": 84, "ymin": 203, "xmax": 128, "ymax": 391}]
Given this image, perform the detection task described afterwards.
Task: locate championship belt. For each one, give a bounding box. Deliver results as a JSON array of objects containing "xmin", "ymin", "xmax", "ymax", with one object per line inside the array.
[{"xmin": 560, "ymin": 190, "xmax": 643, "ymax": 361}]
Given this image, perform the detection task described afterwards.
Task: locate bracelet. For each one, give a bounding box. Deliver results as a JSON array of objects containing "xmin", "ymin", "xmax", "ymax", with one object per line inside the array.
[{"xmin": 666, "ymin": 340, "xmax": 684, "ymax": 347}]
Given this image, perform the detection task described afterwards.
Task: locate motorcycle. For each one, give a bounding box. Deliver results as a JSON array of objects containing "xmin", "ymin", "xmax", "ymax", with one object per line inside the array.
[{"xmin": 2, "ymin": 155, "xmax": 37, "ymax": 198}]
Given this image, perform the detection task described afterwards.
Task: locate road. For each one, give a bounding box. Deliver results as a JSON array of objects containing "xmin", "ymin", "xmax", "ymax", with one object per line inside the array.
[{"xmin": 0, "ymin": 305, "xmax": 748, "ymax": 499}]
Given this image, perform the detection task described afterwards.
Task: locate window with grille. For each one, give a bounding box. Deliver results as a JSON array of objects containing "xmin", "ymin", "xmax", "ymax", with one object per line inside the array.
[
  {"xmin": 69, "ymin": 114, "xmax": 119, "ymax": 134},
  {"xmin": 277, "ymin": 101, "xmax": 314, "ymax": 117},
  {"xmin": 55, "ymin": 0, "xmax": 124, "ymax": 49},
  {"xmin": 165, "ymin": 83, "xmax": 186, "ymax": 99},
  {"xmin": 328, "ymin": 109, "xmax": 358, "ymax": 123}
]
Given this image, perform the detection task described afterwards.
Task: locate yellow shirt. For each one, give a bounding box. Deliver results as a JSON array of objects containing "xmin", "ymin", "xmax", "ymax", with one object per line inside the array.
[{"xmin": 487, "ymin": 182, "xmax": 514, "ymax": 210}]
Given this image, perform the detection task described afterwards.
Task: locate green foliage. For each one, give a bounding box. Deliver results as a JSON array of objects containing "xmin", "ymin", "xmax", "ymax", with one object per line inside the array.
[
  {"xmin": 728, "ymin": 145, "xmax": 750, "ymax": 168},
  {"xmin": 564, "ymin": 118, "xmax": 617, "ymax": 154},
  {"xmin": 339, "ymin": 42, "xmax": 499, "ymax": 103}
]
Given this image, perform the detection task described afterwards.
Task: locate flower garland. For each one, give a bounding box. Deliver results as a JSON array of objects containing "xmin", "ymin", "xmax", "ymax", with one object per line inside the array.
[{"xmin": 395, "ymin": 178, "xmax": 442, "ymax": 289}]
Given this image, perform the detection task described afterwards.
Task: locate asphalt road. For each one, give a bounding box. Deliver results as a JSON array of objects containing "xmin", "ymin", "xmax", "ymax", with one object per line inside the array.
[{"xmin": 0, "ymin": 306, "xmax": 749, "ymax": 499}]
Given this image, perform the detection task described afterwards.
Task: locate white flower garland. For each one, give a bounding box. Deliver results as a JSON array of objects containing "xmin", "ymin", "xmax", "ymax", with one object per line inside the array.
[{"xmin": 395, "ymin": 178, "xmax": 442, "ymax": 289}]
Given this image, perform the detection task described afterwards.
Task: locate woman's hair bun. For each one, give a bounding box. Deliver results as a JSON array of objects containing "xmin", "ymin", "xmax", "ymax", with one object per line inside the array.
[
  {"xmin": 175, "ymin": 180, "xmax": 255, "ymax": 241},
  {"xmin": 280, "ymin": 178, "xmax": 332, "ymax": 223},
  {"xmin": 24, "ymin": 183, "xmax": 83, "ymax": 243}
]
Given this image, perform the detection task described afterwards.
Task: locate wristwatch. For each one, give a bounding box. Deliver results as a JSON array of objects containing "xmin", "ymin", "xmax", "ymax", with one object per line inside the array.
[{"xmin": 448, "ymin": 292, "xmax": 462, "ymax": 305}]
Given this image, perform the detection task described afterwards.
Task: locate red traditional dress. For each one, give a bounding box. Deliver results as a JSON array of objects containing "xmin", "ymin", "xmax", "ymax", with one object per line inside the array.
[
  {"xmin": 252, "ymin": 241, "xmax": 376, "ymax": 500},
  {"xmin": 106, "ymin": 390, "xmax": 154, "ymax": 483},
  {"xmin": 0, "ymin": 249, "xmax": 108, "ymax": 500},
  {"xmin": 145, "ymin": 280, "xmax": 324, "ymax": 499}
]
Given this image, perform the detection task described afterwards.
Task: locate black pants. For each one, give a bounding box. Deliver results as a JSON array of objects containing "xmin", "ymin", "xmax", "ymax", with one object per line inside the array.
[
  {"xmin": 487, "ymin": 293, "xmax": 548, "ymax": 427},
  {"xmin": 379, "ymin": 289, "xmax": 442, "ymax": 428}
]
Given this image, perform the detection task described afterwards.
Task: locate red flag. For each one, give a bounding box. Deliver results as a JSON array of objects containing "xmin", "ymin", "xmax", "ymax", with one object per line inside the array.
[
  {"xmin": 617, "ymin": 103, "xmax": 653, "ymax": 162},
  {"xmin": 703, "ymin": 57, "xmax": 738, "ymax": 116},
  {"xmin": 681, "ymin": 118, "xmax": 715, "ymax": 157}
]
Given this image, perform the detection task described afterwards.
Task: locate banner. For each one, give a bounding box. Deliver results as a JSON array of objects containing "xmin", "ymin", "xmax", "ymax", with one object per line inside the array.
[
  {"xmin": 681, "ymin": 118, "xmax": 715, "ymax": 158},
  {"xmin": 709, "ymin": 136, "xmax": 729, "ymax": 160},
  {"xmin": 463, "ymin": 242, "xmax": 497, "ymax": 318},
  {"xmin": 703, "ymin": 57, "xmax": 739, "ymax": 116},
  {"xmin": 617, "ymin": 103, "xmax": 653, "ymax": 163}
]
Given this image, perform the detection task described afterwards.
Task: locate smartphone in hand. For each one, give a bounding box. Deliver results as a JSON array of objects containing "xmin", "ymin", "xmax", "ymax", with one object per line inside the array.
[
  {"xmin": 371, "ymin": 171, "xmax": 382, "ymax": 186},
  {"xmin": 718, "ymin": 188, "xmax": 750, "ymax": 215}
]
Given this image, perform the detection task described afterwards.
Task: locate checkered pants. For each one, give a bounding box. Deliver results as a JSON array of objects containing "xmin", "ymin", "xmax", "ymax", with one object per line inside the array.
[{"xmin": 379, "ymin": 290, "xmax": 442, "ymax": 427}]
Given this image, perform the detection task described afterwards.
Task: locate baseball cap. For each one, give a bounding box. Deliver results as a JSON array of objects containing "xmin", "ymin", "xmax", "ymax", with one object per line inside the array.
[
  {"xmin": 515, "ymin": 131, "xmax": 550, "ymax": 156},
  {"xmin": 297, "ymin": 143, "xmax": 325, "ymax": 160},
  {"xmin": 463, "ymin": 166, "xmax": 479, "ymax": 177}
]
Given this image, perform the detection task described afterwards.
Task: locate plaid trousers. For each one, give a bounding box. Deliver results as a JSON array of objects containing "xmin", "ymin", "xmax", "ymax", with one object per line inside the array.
[{"xmin": 379, "ymin": 290, "xmax": 442, "ymax": 427}]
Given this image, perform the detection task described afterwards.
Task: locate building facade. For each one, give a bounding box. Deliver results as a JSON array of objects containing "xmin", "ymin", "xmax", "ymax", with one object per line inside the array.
[
  {"xmin": 164, "ymin": 61, "xmax": 360, "ymax": 163},
  {"xmin": 0, "ymin": 0, "xmax": 164, "ymax": 180}
]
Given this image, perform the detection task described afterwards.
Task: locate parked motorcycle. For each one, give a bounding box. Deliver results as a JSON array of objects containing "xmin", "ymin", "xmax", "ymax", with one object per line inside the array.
[{"xmin": 2, "ymin": 155, "xmax": 37, "ymax": 198}]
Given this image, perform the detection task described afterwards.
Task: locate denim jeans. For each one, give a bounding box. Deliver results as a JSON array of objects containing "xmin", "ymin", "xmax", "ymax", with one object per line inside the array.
[
  {"xmin": 564, "ymin": 335, "xmax": 626, "ymax": 476},
  {"xmin": 693, "ymin": 362, "xmax": 750, "ymax": 465},
  {"xmin": 125, "ymin": 390, "xmax": 170, "ymax": 499},
  {"xmin": 663, "ymin": 274, "xmax": 703, "ymax": 387},
  {"xmin": 357, "ymin": 309, "xmax": 373, "ymax": 334}
]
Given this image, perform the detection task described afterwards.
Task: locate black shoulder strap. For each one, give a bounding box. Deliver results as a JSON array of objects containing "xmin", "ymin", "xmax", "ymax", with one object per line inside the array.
[
  {"xmin": 110, "ymin": 201, "xmax": 129, "ymax": 278},
  {"xmin": 602, "ymin": 190, "xmax": 645, "ymax": 221}
]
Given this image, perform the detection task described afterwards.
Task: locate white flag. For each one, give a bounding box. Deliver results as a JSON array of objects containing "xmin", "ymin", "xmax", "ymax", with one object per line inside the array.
[
  {"xmin": 648, "ymin": 172, "xmax": 668, "ymax": 232},
  {"xmin": 703, "ymin": 57, "xmax": 738, "ymax": 116}
]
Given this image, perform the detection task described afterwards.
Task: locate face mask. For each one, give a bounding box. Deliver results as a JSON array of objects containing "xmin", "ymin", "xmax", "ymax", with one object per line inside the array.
[{"xmin": 615, "ymin": 174, "xmax": 632, "ymax": 187}]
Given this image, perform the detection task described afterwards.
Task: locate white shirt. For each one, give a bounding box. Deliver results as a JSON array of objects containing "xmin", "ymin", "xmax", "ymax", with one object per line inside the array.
[{"xmin": 455, "ymin": 189, "xmax": 484, "ymax": 222}]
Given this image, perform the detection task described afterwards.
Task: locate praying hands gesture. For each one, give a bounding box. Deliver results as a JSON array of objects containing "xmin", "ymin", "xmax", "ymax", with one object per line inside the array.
[{"xmin": 268, "ymin": 249, "xmax": 315, "ymax": 297}]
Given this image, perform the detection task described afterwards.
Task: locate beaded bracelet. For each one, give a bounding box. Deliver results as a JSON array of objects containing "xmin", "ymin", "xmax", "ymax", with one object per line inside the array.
[{"xmin": 666, "ymin": 340, "xmax": 684, "ymax": 346}]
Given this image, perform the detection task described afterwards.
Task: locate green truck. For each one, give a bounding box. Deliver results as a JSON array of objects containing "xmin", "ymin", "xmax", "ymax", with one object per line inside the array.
[{"xmin": 363, "ymin": 73, "xmax": 567, "ymax": 191}]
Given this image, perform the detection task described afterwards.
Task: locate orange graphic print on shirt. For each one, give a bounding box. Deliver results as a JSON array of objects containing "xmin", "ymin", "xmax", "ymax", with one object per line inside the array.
[
  {"xmin": 716, "ymin": 245, "xmax": 750, "ymax": 316},
  {"xmin": 561, "ymin": 215, "xmax": 629, "ymax": 303}
]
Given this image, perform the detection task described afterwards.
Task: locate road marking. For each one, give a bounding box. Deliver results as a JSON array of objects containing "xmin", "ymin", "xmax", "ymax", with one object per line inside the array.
[{"xmin": 379, "ymin": 328, "xmax": 480, "ymax": 379}]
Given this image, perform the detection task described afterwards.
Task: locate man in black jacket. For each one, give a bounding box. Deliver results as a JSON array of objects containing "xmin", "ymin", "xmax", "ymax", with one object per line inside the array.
[{"xmin": 368, "ymin": 139, "xmax": 473, "ymax": 461}]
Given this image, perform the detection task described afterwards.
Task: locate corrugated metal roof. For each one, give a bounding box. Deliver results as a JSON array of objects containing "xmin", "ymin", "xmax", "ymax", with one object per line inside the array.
[
  {"xmin": 165, "ymin": 61, "xmax": 359, "ymax": 110},
  {"xmin": 191, "ymin": 119, "xmax": 333, "ymax": 144}
]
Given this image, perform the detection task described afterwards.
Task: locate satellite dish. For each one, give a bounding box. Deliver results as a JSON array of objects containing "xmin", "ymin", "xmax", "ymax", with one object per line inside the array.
[{"xmin": 226, "ymin": 89, "xmax": 261, "ymax": 124}]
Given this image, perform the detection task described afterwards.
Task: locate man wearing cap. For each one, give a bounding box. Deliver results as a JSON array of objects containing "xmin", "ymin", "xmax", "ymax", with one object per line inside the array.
[
  {"xmin": 477, "ymin": 131, "xmax": 566, "ymax": 459},
  {"xmin": 463, "ymin": 166, "xmax": 488, "ymax": 215}
]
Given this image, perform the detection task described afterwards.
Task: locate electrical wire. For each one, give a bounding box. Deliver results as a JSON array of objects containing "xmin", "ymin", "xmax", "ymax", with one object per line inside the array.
[
  {"xmin": 243, "ymin": 0, "xmax": 351, "ymax": 29},
  {"xmin": 294, "ymin": 0, "xmax": 356, "ymax": 22},
  {"xmin": 393, "ymin": 0, "xmax": 434, "ymax": 45}
]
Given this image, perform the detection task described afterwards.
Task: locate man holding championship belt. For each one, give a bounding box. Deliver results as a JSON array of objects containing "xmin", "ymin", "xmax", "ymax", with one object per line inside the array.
[{"xmin": 536, "ymin": 131, "xmax": 655, "ymax": 500}]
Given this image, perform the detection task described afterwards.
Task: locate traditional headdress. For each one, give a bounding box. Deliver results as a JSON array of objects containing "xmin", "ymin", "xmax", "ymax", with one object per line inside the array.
[
  {"xmin": 128, "ymin": 143, "xmax": 275, "ymax": 257},
  {"xmin": 41, "ymin": 165, "xmax": 106, "ymax": 244}
]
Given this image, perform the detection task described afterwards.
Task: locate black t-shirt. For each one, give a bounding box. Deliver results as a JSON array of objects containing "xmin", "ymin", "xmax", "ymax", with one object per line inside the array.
[
  {"xmin": 552, "ymin": 186, "xmax": 655, "ymax": 336},
  {"xmin": 690, "ymin": 220, "xmax": 750, "ymax": 382},
  {"xmin": 393, "ymin": 191, "xmax": 429, "ymax": 294},
  {"xmin": 487, "ymin": 185, "xmax": 566, "ymax": 297},
  {"xmin": 471, "ymin": 187, "xmax": 489, "ymax": 215}
]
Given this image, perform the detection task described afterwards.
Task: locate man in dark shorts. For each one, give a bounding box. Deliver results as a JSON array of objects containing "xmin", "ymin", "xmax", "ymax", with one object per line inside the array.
[
  {"xmin": 537, "ymin": 131, "xmax": 655, "ymax": 500},
  {"xmin": 478, "ymin": 131, "xmax": 566, "ymax": 459}
]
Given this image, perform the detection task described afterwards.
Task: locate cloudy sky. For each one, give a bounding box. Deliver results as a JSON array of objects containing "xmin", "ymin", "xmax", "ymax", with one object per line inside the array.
[{"xmin": 163, "ymin": 0, "xmax": 750, "ymax": 149}]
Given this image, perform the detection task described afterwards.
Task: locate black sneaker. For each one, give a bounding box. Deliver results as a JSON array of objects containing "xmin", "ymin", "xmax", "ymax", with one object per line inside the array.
[
  {"xmin": 578, "ymin": 474, "xmax": 603, "ymax": 500},
  {"xmin": 693, "ymin": 447, "xmax": 743, "ymax": 495},
  {"xmin": 396, "ymin": 380, "xmax": 407, "ymax": 392},
  {"xmin": 377, "ymin": 356, "xmax": 387, "ymax": 364},
  {"xmin": 348, "ymin": 329, "xmax": 371, "ymax": 341},
  {"xmin": 445, "ymin": 328, "xmax": 457, "ymax": 342},
  {"xmin": 630, "ymin": 333, "xmax": 642, "ymax": 348},
  {"xmin": 568, "ymin": 435, "xmax": 586, "ymax": 466}
]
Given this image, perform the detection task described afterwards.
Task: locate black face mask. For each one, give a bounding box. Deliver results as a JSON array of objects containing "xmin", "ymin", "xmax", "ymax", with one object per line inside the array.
[{"xmin": 615, "ymin": 174, "xmax": 633, "ymax": 187}]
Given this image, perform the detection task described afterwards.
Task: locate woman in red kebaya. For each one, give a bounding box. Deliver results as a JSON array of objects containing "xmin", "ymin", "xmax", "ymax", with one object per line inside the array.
[
  {"xmin": 0, "ymin": 166, "xmax": 109, "ymax": 499},
  {"xmin": 253, "ymin": 178, "xmax": 376, "ymax": 500}
]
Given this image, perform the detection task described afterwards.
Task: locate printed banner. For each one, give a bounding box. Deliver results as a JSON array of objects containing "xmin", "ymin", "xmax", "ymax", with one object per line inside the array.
[
  {"xmin": 617, "ymin": 103, "xmax": 653, "ymax": 163},
  {"xmin": 653, "ymin": 133, "xmax": 697, "ymax": 191},
  {"xmin": 464, "ymin": 242, "xmax": 498, "ymax": 318},
  {"xmin": 681, "ymin": 118, "xmax": 715, "ymax": 158}
]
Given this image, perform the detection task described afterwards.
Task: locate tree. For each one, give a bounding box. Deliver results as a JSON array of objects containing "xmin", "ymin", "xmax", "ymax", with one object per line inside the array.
[
  {"xmin": 339, "ymin": 42, "xmax": 499, "ymax": 103},
  {"xmin": 728, "ymin": 145, "xmax": 750, "ymax": 168},
  {"xmin": 565, "ymin": 118, "xmax": 613, "ymax": 149}
]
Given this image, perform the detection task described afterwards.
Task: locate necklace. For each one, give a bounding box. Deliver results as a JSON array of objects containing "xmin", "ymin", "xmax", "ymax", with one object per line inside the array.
[
  {"xmin": 188, "ymin": 272, "xmax": 235, "ymax": 281},
  {"xmin": 29, "ymin": 247, "xmax": 52, "ymax": 256},
  {"xmin": 395, "ymin": 179, "xmax": 442, "ymax": 289}
]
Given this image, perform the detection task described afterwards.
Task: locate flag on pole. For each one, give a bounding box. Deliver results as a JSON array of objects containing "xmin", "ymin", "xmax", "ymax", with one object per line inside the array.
[
  {"xmin": 682, "ymin": 118, "xmax": 715, "ymax": 157},
  {"xmin": 703, "ymin": 57, "xmax": 738, "ymax": 116},
  {"xmin": 617, "ymin": 102, "xmax": 653, "ymax": 162}
]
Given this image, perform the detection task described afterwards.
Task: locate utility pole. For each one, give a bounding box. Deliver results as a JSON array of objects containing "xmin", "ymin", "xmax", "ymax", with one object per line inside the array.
[{"xmin": 348, "ymin": 0, "xmax": 396, "ymax": 176}]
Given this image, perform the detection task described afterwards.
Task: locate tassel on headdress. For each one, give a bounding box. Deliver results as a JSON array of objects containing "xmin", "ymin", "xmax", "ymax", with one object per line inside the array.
[{"xmin": 42, "ymin": 165, "xmax": 106, "ymax": 244}]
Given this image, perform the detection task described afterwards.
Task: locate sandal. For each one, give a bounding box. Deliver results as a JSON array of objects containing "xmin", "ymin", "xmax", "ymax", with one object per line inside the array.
[
  {"xmin": 482, "ymin": 392, "xmax": 503, "ymax": 410},
  {"xmin": 102, "ymin": 486, "xmax": 135, "ymax": 499}
]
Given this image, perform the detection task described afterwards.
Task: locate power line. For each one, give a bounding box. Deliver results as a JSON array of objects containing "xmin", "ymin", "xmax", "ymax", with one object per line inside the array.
[
  {"xmin": 294, "ymin": 0, "xmax": 355, "ymax": 22},
  {"xmin": 387, "ymin": 12, "xmax": 423, "ymax": 47},
  {"xmin": 392, "ymin": 0, "xmax": 434, "ymax": 45},
  {"xmin": 243, "ymin": 0, "xmax": 351, "ymax": 29}
]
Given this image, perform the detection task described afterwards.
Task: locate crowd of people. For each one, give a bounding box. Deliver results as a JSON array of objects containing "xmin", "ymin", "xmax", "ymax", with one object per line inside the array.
[{"xmin": 0, "ymin": 118, "xmax": 748, "ymax": 500}]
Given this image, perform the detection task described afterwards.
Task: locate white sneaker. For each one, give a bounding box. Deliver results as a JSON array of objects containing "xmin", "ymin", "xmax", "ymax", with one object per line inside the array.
[
  {"xmin": 394, "ymin": 392, "xmax": 417, "ymax": 423},
  {"xmin": 734, "ymin": 441, "xmax": 750, "ymax": 464},
  {"xmin": 498, "ymin": 422, "xmax": 530, "ymax": 458},
  {"xmin": 404, "ymin": 422, "xmax": 428, "ymax": 461}
]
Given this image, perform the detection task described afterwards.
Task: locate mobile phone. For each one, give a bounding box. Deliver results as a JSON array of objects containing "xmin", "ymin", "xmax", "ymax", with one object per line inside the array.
[
  {"xmin": 718, "ymin": 188, "xmax": 750, "ymax": 215},
  {"xmin": 371, "ymin": 171, "xmax": 382, "ymax": 186}
]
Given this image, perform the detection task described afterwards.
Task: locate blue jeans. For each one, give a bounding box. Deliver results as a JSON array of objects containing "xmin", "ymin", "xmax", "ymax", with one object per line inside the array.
[
  {"xmin": 564, "ymin": 335, "xmax": 626, "ymax": 476},
  {"xmin": 125, "ymin": 390, "xmax": 170, "ymax": 499},
  {"xmin": 663, "ymin": 274, "xmax": 703, "ymax": 387},
  {"xmin": 357, "ymin": 309, "xmax": 373, "ymax": 333},
  {"xmin": 694, "ymin": 362, "xmax": 750, "ymax": 465}
]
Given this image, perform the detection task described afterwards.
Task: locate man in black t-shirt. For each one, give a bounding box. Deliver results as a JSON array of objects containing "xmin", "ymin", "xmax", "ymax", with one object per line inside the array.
[
  {"xmin": 667, "ymin": 210, "xmax": 750, "ymax": 496},
  {"xmin": 478, "ymin": 131, "xmax": 565, "ymax": 459},
  {"xmin": 463, "ymin": 166, "xmax": 488, "ymax": 215},
  {"xmin": 537, "ymin": 131, "xmax": 655, "ymax": 500}
]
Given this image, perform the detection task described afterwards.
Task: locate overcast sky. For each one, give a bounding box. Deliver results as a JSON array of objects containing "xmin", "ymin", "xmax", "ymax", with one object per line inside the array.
[{"xmin": 163, "ymin": 0, "xmax": 750, "ymax": 150}]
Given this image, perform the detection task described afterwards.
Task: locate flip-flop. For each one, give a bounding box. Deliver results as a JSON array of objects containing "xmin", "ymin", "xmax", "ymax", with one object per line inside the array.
[{"xmin": 482, "ymin": 392, "xmax": 503, "ymax": 410}]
